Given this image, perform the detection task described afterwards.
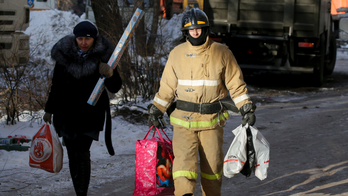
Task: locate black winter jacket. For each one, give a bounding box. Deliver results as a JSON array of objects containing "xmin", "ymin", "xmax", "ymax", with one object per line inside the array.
[{"xmin": 45, "ymin": 35, "xmax": 122, "ymax": 139}]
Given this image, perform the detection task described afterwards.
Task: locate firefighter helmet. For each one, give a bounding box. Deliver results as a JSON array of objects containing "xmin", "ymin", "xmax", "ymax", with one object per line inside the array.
[{"xmin": 181, "ymin": 8, "xmax": 209, "ymax": 31}]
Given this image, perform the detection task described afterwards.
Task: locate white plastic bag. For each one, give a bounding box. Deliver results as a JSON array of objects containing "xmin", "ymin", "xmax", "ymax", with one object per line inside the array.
[
  {"xmin": 223, "ymin": 125, "xmax": 247, "ymax": 178},
  {"xmin": 29, "ymin": 124, "xmax": 63, "ymax": 173},
  {"xmin": 250, "ymin": 125, "xmax": 270, "ymax": 180}
]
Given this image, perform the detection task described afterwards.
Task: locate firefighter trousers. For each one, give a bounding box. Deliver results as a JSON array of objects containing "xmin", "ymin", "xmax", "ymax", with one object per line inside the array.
[{"xmin": 172, "ymin": 125, "xmax": 224, "ymax": 196}]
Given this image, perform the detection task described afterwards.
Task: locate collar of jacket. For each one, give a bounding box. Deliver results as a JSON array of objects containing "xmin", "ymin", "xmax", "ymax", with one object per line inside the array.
[
  {"xmin": 186, "ymin": 36, "xmax": 212, "ymax": 55},
  {"xmin": 51, "ymin": 34, "xmax": 114, "ymax": 79}
]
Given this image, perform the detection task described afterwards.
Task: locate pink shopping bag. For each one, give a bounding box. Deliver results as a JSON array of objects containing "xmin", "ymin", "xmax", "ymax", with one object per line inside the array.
[{"xmin": 133, "ymin": 126, "xmax": 174, "ymax": 196}]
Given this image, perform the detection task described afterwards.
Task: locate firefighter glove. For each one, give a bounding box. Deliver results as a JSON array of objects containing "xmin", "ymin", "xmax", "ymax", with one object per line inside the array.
[
  {"xmin": 99, "ymin": 62, "xmax": 113, "ymax": 78},
  {"xmin": 240, "ymin": 103, "xmax": 256, "ymax": 126},
  {"xmin": 43, "ymin": 112, "xmax": 52, "ymax": 124},
  {"xmin": 148, "ymin": 104, "xmax": 166, "ymax": 128}
]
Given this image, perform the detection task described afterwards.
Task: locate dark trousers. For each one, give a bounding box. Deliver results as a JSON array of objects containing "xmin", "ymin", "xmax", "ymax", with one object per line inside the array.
[{"xmin": 64, "ymin": 135, "xmax": 93, "ymax": 196}]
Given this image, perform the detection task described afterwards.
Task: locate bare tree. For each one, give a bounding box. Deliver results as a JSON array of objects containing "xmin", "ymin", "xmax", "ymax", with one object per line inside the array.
[
  {"xmin": 91, "ymin": 0, "xmax": 136, "ymax": 101},
  {"xmin": 144, "ymin": 0, "xmax": 160, "ymax": 56},
  {"xmin": 133, "ymin": 0, "xmax": 146, "ymax": 57},
  {"xmin": 0, "ymin": 57, "xmax": 52, "ymax": 125},
  {"xmin": 0, "ymin": 62, "xmax": 26, "ymax": 125},
  {"xmin": 133, "ymin": 0, "xmax": 160, "ymax": 56},
  {"xmin": 88, "ymin": 0, "xmax": 167, "ymax": 102}
]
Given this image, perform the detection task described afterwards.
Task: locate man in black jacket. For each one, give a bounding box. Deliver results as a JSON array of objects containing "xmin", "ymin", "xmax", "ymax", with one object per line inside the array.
[{"xmin": 43, "ymin": 21, "xmax": 122, "ymax": 196}]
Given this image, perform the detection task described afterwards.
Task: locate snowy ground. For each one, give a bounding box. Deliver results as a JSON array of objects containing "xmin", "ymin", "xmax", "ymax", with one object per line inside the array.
[{"xmin": 0, "ymin": 100, "xmax": 168, "ymax": 195}]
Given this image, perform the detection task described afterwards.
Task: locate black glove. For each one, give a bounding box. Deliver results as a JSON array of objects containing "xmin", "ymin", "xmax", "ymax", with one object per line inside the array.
[
  {"xmin": 43, "ymin": 112, "xmax": 52, "ymax": 124},
  {"xmin": 148, "ymin": 104, "xmax": 166, "ymax": 128},
  {"xmin": 240, "ymin": 103, "xmax": 256, "ymax": 126}
]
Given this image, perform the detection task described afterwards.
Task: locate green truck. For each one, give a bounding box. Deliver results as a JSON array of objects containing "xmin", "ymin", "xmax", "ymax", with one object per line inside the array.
[{"xmin": 203, "ymin": 0, "xmax": 337, "ymax": 86}]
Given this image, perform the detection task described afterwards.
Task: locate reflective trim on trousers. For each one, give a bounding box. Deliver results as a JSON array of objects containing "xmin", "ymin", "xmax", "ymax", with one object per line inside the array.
[
  {"xmin": 170, "ymin": 111, "xmax": 229, "ymax": 128},
  {"xmin": 173, "ymin": 170, "xmax": 198, "ymax": 179},
  {"xmin": 201, "ymin": 170, "xmax": 223, "ymax": 180}
]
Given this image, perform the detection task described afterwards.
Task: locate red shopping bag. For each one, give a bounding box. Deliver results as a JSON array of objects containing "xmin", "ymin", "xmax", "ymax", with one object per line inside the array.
[
  {"xmin": 29, "ymin": 124, "xmax": 63, "ymax": 173},
  {"xmin": 133, "ymin": 126, "xmax": 174, "ymax": 196}
]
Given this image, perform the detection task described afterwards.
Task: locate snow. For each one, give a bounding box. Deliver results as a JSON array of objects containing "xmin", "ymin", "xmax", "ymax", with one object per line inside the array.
[
  {"xmin": 0, "ymin": 100, "xmax": 174, "ymax": 195},
  {"xmin": 23, "ymin": 10, "xmax": 183, "ymax": 66},
  {"xmin": 1, "ymin": 9, "xmax": 178, "ymax": 195},
  {"xmin": 24, "ymin": 10, "xmax": 81, "ymax": 64},
  {"xmin": 337, "ymin": 48, "xmax": 348, "ymax": 59}
]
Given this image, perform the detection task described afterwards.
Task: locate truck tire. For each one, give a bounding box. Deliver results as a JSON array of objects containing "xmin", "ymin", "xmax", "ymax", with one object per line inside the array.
[
  {"xmin": 312, "ymin": 33, "xmax": 325, "ymax": 86},
  {"xmin": 324, "ymin": 32, "xmax": 337, "ymax": 76}
]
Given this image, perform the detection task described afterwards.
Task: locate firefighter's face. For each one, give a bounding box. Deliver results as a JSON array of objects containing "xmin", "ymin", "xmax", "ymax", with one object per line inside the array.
[
  {"xmin": 189, "ymin": 28, "xmax": 202, "ymax": 38},
  {"xmin": 76, "ymin": 37, "xmax": 94, "ymax": 51}
]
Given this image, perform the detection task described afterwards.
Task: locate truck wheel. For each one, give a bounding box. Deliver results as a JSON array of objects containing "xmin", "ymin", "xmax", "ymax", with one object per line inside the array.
[
  {"xmin": 324, "ymin": 32, "xmax": 337, "ymax": 75},
  {"xmin": 312, "ymin": 33, "xmax": 325, "ymax": 86}
]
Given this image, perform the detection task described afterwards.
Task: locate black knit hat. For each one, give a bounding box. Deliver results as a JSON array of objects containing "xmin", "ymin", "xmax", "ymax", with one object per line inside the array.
[{"xmin": 73, "ymin": 21, "xmax": 98, "ymax": 38}]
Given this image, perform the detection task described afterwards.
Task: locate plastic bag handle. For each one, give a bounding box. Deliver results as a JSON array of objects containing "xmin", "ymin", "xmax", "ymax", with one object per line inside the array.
[
  {"xmin": 144, "ymin": 125, "xmax": 171, "ymax": 142},
  {"xmin": 143, "ymin": 126, "xmax": 154, "ymax": 140},
  {"xmin": 145, "ymin": 126, "xmax": 174, "ymax": 163},
  {"xmin": 144, "ymin": 126, "xmax": 165, "ymax": 142},
  {"xmin": 154, "ymin": 126, "xmax": 174, "ymax": 163},
  {"xmin": 158, "ymin": 126, "xmax": 171, "ymax": 141},
  {"xmin": 146, "ymin": 125, "xmax": 166, "ymax": 143},
  {"xmin": 34, "ymin": 124, "xmax": 47, "ymax": 138}
]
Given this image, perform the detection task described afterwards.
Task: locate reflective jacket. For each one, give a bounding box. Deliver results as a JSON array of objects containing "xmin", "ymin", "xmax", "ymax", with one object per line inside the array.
[{"xmin": 153, "ymin": 38, "xmax": 251, "ymax": 131}]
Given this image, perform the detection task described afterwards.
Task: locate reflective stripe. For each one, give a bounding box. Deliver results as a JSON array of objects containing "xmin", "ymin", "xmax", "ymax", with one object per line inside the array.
[
  {"xmin": 233, "ymin": 94, "xmax": 250, "ymax": 104},
  {"xmin": 201, "ymin": 170, "xmax": 223, "ymax": 180},
  {"xmin": 154, "ymin": 96, "xmax": 169, "ymax": 107},
  {"xmin": 184, "ymin": 22, "xmax": 192, "ymax": 27},
  {"xmin": 184, "ymin": 21, "xmax": 206, "ymax": 27},
  {"xmin": 173, "ymin": 170, "xmax": 198, "ymax": 179},
  {"xmin": 170, "ymin": 112, "xmax": 229, "ymax": 128},
  {"xmin": 178, "ymin": 79, "xmax": 219, "ymax": 86}
]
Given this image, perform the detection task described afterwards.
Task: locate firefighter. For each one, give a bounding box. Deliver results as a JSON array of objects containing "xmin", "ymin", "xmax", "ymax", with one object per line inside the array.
[{"xmin": 148, "ymin": 8, "xmax": 256, "ymax": 196}]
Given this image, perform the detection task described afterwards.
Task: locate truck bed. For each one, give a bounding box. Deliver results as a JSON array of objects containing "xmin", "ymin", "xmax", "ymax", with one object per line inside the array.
[{"xmin": 203, "ymin": 0, "xmax": 330, "ymax": 38}]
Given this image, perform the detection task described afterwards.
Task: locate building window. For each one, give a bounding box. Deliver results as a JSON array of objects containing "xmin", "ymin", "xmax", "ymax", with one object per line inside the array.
[
  {"xmin": 25, "ymin": 8, "xmax": 29, "ymax": 23},
  {"xmin": 0, "ymin": 11, "xmax": 16, "ymax": 15},
  {"xmin": 19, "ymin": 57, "xmax": 27, "ymax": 64},
  {"xmin": 0, "ymin": 43, "xmax": 12, "ymax": 50},
  {"xmin": 0, "ymin": 20, "xmax": 13, "ymax": 25},
  {"xmin": 19, "ymin": 40, "xmax": 29, "ymax": 50}
]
